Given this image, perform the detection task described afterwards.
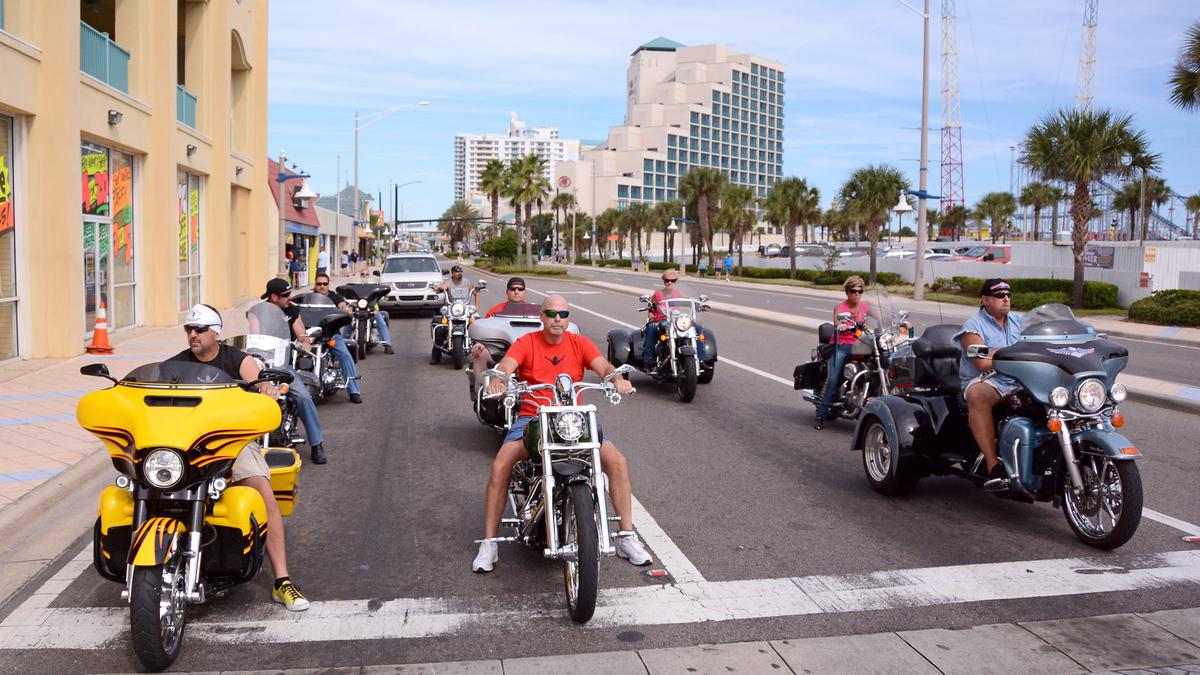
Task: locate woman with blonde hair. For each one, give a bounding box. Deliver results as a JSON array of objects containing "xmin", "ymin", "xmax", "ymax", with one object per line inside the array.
[{"xmin": 814, "ymin": 275, "xmax": 878, "ymax": 430}]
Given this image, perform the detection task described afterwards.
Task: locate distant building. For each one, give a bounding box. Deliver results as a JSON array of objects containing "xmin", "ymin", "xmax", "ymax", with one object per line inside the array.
[
  {"xmin": 454, "ymin": 114, "xmax": 580, "ymax": 218},
  {"xmin": 557, "ymin": 39, "xmax": 785, "ymax": 224}
]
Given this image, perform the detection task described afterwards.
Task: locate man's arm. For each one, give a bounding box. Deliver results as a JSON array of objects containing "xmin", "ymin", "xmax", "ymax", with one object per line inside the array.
[
  {"xmin": 237, "ymin": 355, "xmax": 276, "ymax": 396},
  {"xmin": 590, "ymin": 356, "xmax": 634, "ymax": 395},
  {"xmin": 292, "ymin": 315, "xmax": 312, "ymax": 349},
  {"xmin": 959, "ymin": 331, "xmax": 993, "ymax": 373},
  {"xmin": 485, "ymin": 355, "xmax": 519, "ymax": 395}
]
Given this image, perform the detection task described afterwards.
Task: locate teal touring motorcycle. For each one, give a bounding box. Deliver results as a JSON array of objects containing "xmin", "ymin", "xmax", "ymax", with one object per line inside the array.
[{"xmin": 851, "ymin": 303, "xmax": 1143, "ymax": 549}]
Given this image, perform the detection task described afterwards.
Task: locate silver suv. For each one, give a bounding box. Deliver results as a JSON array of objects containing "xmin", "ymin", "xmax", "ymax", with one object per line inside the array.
[{"xmin": 377, "ymin": 253, "xmax": 446, "ymax": 311}]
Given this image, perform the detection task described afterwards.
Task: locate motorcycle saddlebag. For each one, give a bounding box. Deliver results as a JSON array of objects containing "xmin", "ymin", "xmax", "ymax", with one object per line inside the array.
[
  {"xmin": 793, "ymin": 361, "xmax": 823, "ymax": 391},
  {"xmin": 262, "ymin": 447, "xmax": 301, "ymax": 517}
]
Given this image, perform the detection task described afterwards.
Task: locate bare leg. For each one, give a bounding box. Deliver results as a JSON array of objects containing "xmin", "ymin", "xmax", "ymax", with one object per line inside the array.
[
  {"xmin": 483, "ymin": 440, "xmax": 528, "ymax": 538},
  {"xmin": 965, "ymin": 383, "xmax": 1002, "ymax": 471},
  {"xmin": 599, "ymin": 441, "xmax": 634, "ymax": 531},
  {"xmin": 238, "ymin": 476, "xmax": 288, "ymax": 577}
]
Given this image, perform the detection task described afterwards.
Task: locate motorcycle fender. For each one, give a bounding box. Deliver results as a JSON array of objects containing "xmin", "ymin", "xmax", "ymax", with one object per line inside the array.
[
  {"xmin": 128, "ymin": 517, "xmax": 186, "ymax": 567},
  {"xmin": 1072, "ymin": 427, "xmax": 1140, "ymax": 459},
  {"xmin": 607, "ymin": 328, "xmax": 632, "ymax": 366},
  {"xmin": 98, "ymin": 484, "xmax": 134, "ymax": 534},
  {"xmin": 852, "ymin": 396, "xmax": 925, "ymax": 461},
  {"xmin": 677, "ymin": 344, "xmax": 696, "ymax": 357},
  {"xmin": 207, "ymin": 485, "xmax": 269, "ymax": 537},
  {"xmin": 698, "ymin": 327, "xmax": 718, "ymax": 361}
]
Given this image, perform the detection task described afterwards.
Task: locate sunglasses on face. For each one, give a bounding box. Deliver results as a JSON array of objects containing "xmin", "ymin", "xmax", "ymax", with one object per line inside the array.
[
  {"xmin": 184, "ymin": 325, "xmax": 211, "ymax": 335},
  {"xmin": 847, "ymin": 288, "xmax": 864, "ymax": 295},
  {"xmin": 543, "ymin": 309, "xmax": 570, "ymax": 319},
  {"xmin": 989, "ymin": 292, "xmax": 1012, "ymax": 299},
  {"xmin": 508, "ymin": 286, "xmax": 525, "ymax": 292},
  {"xmin": 664, "ymin": 279, "xmax": 677, "ymax": 284},
  {"xmin": 315, "ymin": 282, "xmax": 328, "ymax": 287}
]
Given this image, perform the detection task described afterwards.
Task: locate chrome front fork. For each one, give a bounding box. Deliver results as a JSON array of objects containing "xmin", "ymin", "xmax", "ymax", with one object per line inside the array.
[{"xmin": 1052, "ymin": 416, "xmax": 1086, "ymax": 491}]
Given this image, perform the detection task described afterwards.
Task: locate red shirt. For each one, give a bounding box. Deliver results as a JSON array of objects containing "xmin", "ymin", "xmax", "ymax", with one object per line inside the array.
[
  {"xmin": 505, "ymin": 331, "xmax": 602, "ymax": 418},
  {"xmin": 832, "ymin": 300, "xmax": 871, "ymax": 345}
]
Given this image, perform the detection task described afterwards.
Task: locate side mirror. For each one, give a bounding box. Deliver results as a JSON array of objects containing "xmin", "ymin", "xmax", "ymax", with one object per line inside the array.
[
  {"xmin": 638, "ymin": 294, "xmax": 651, "ymax": 304},
  {"xmin": 983, "ymin": 253, "xmax": 995, "ymax": 261},
  {"xmin": 80, "ymin": 363, "xmax": 118, "ymax": 384},
  {"xmin": 305, "ymin": 327, "xmax": 321, "ymax": 338},
  {"xmin": 372, "ymin": 270, "xmax": 381, "ymax": 277},
  {"xmin": 259, "ymin": 368, "xmax": 295, "ymax": 384},
  {"xmin": 698, "ymin": 294, "xmax": 709, "ymax": 303},
  {"xmin": 966, "ymin": 344, "xmax": 991, "ymax": 359},
  {"xmin": 441, "ymin": 268, "xmax": 450, "ymax": 275}
]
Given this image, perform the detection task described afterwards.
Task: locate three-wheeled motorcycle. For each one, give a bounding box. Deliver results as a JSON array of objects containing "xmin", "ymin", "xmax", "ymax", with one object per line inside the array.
[
  {"xmin": 850, "ymin": 303, "xmax": 1143, "ymax": 549},
  {"xmin": 606, "ymin": 294, "xmax": 717, "ymax": 402}
]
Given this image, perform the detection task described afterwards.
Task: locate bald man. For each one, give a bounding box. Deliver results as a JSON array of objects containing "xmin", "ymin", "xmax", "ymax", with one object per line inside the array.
[{"xmin": 472, "ymin": 295, "xmax": 652, "ymax": 573}]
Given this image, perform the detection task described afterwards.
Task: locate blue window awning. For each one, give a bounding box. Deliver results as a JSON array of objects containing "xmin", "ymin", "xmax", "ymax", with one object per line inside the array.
[{"xmin": 285, "ymin": 222, "xmax": 319, "ymax": 236}]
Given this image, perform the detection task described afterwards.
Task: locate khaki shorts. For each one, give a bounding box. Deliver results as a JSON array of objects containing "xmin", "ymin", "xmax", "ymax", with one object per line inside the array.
[{"xmin": 231, "ymin": 441, "xmax": 270, "ymax": 483}]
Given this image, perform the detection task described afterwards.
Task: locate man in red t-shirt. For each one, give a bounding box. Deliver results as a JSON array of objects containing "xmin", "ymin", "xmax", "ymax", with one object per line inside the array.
[
  {"xmin": 470, "ymin": 277, "xmax": 535, "ymax": 375},
  {"xmin": 472, "ymin": 295, "xmax": 652, "ymax": 573}
]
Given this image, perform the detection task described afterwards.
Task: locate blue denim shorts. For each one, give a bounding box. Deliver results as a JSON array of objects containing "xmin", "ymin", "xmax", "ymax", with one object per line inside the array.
[{"xmin": 503, "ymin": 415, "xmax": 609, "ymax": 445}]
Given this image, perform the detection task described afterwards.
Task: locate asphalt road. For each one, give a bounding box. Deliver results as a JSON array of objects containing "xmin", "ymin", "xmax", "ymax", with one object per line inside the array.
[
  {"xmin": 2, "ymin": 275, "xmax": 1198, "ymax": 672},
  {"xmin": 563, "ymin": 264, "xmax": 1200, "ymax": 387}
]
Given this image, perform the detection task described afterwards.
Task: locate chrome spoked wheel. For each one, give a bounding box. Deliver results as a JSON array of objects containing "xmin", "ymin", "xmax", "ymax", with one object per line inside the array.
[
  {"xmin": 129, "ymin": 549, "xmax": 188, "ymax": 670},
  {"xmin": 863, "ymin": 422, "xmax": 891, "ymax": 483},
  {"xmin": 1063, "ymin": 453, "xmax": 1143, "ymax": 549}
]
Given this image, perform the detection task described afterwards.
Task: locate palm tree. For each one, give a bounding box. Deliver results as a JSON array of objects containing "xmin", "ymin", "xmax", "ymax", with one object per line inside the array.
[
  {"xmin": 500, "ymin": 164, "xmax": 523, "ymax": 266},
  {"xmin": 1023, "ymin": 107, "xmax": 1158, "ymax": 307},
  {"xmin": 838, "ymin": 165, "xmax": 908, "ymax": 284},
  {"xmin": 1187, "ymin": 193, "xmax": 1200, "ymax": 240},
  {"xmin": 940, "ymin": 204, "xmax": 970, "ymax": 241},
  {"xmin": 1112, "ymin": 181, "xmax": 1141, "ymax": 239},
  {"xmin": 594, "ymin": 208, "xmax": 622, "ymax": 260},
  {"xmin": 717, "ymin": 185, "xmax": 755, "ymax": 275},
  {"xmin": 1044, "ymin": 185, "xmax": 1067, "ymax": 241},
  {"xmin": 1139, "ymin": 175, "xmax": 1171, "ymax": 240},
  {"xmin": 679, "ymin": 167, "xmax": 728, "ymax": 270},
  {"xmin": 479, "ymin": 159, "xmax": 507, "ymax": 238},
  {"xmin": 652, "ymin": 199, "xmax": 683, "ymax": 263},
  {"xmin": 1019, "ymin": 181, "xmax": 1055, "ymax": 241},
  {"xmin": 975, "ymin": 192, "xmax": 1017, "ymax": 243},
  {"xmin": 1168, "ymin": 20, "xmax": 1200, "ymax": 112},
  {"xmin": 438, "ymin": 200, "xmax": 479, "ymax": 251},
  {"xmin": 765, "ymin": 178, "xmax": 821, "ymax": 280},
  {"xmin": 550, "ymin": 191, "xmax": 576, "ymax": 260},
  {"xmin": 511, "ymin": 154, "xmax": 551, "ymax": 269},
  {"xmin": 622, "ymin": 202, "xmax": 650, "ymax": 261}
]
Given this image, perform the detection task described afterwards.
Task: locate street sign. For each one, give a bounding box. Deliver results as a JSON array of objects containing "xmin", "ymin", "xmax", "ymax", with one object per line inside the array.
[{"xmin": 1083, "ymin": 245, "xmax": 1114, "ymax": 269}]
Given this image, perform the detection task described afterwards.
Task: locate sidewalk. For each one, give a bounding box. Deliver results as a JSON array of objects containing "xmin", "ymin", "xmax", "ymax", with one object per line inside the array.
[{"xmin": 198, "ymin": 607, "xmax": 1200, "ymax": 673}]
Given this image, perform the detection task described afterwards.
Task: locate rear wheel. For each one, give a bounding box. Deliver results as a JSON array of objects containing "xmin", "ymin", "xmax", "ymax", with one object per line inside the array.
[
  {"xmin": 1063, "ymin": 453, "xmax": 1142, "ymax": 550},
  {"xmin": 129, "ymin": 550, "xmax": 187, "ymax": 671},
  {"xmin": 676, "ymin": 355, "xmax": 698, "ymax": 403},
  {"xmin": 862, "ymin": 418, "xmax": 918, "ymax": 496},
  {"xmin": 562, "ymin": 483, "xmax": 599, "ymax": 623},
  {"xmin": 451, "ymin": 335, "xmax": 465, "ymax": 370}
]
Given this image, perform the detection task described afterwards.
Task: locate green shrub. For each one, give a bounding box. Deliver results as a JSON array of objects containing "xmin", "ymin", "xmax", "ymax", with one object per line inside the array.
[
  {"xmin": 1128, "ymin": 290, "xmax": 1200, "ymax": 327},
  {"xmin": 489, "ymin": 264, "xmax": 566, "ymax": 276},
  {"xmin": 952, "ymin": 276, "xmax": 986, "ymax": 296},
  {"xmin": 950, "ymin": 276, "xmax": 1118, "ymax": 309},
  {"xmin": 479, "ymin": 232, "xmax": 517, "ymax": 263},
  {"xmin": 1011, "ymin": 291, "xmax": 1071, "ymax": 311},
  {"xmin": 932, "ymin": 277, "xmax": 959, "ymax": 292}
]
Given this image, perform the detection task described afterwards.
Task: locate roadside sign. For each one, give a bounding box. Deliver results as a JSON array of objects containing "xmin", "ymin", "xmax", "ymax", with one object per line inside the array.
[
  {"xmin": 1084, "ymin": 245, "xmax": 1114, "ymax": 269},
  {"xmin": 1145, "ymin": 246, "xmax": 1157, "ymax": 263},
  {"xmin": 557, "ymin": 176, "xmax": 572, "ymax": 188}
]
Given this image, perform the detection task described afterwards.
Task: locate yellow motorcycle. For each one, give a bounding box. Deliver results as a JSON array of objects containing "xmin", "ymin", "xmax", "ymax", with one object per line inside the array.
[{"xmin": 78, "ymin": 360, "xmax": 300, "ymax": 671}]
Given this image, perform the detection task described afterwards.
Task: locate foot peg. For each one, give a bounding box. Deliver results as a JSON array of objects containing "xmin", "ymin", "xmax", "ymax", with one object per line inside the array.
[{"xmin": 474, "ymin": 536, "xmax": 517, "ymax": 544}]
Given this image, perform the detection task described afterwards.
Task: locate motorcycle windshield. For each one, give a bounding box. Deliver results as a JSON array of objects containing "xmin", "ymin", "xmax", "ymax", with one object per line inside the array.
[
  {"xmin": 121, "ymin": 361, "xmax": 237, "ymax": 386},
  {"xmin": 292, "ymin": 292, "xmax": 344, "ymax": 327},
  {"xmin": 864, "ymin": 286, "xmax": 913, "ymax": 342},
  {"xmin": 233, "ymin": 303, "xmax": 292, "ymax": 368},
  {"xmin": 491, "ymin": 301, "xmax": 542, "ymax": 317},
  {"xmin": 659, "ymin": 297, "xmax": 700, "ymax": 321},
  {"xmin": 1018, "ymin": 303, "xmax": 1095, "ymax": 341},
  {"xmin": 338, "ymin": 283, "xmax": 390, "ymax": 304}
]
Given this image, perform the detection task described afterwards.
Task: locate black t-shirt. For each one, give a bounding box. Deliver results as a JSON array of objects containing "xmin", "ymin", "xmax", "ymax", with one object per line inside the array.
[
  {"xmin": 325, "ymin": 290, "xmax": 346, "ymax": 307},
  {"xmin": 167, "ymin": 343, "xmax": 251, "ymax": 381},
  {"xmin": 282, "ymin": 302, "xmax": 302, "ymax": 339}
]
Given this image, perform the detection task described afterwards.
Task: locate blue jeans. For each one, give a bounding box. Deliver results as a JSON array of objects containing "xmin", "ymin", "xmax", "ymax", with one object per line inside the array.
[
  {"xmin": 817, "ymin": 344, "xmax": 853, "ymax": 420},
  {"xmin": 341, "ymin": 311, "xmax": 390, "ymax": 345},
  {"xmin": 285, "ymin": 366, "xmax": 324, "ymax": 446},
  {"xmin": 328, "ymin": 334, "xmax": 361, "ymax": 395},
  {"xmin": 642, "ymin": 322, "xmax": 662, "ymax": 366}
]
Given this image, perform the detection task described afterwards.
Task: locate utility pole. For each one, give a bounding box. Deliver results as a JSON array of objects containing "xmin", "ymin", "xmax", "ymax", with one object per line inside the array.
[
  {"xmin": 277, "ymin": 150, "xmax": 288, "ymax": 278},
  {"xmin": 353, "ymin": 110, "xmax": 360, "ymax": 257},
  {"xmin": 913, "ymin": 0, "xmax": 931, "ymax": 300},
  {"xmin": 335, "ymin": 155, "xmax": 341, "ymax": 265}
]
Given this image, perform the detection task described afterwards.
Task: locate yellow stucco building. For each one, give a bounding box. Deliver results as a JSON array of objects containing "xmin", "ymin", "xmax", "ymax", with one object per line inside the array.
[{"xmin": 0, "ymin": 0, "xmax": 272, "ymax": 359}]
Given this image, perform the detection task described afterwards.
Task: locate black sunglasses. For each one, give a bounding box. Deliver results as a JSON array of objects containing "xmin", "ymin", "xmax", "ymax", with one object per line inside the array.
[
  {"xmin": 507, "ymin": 286, "xmax": 525, "ymax": 292},
  {"xmin": 847, "ymin": 288, "xmax": 864, "ymax": 294},
  {"xmin": 183, "ymin": 325, "xmax": 211, "ymax": 335},
  {"xmin": 543, "ymin": 309, "xmax": 570, "ymax": 319},
  {"xmin": 989, "ymin": 292, "xmax": 1012, "ymax": 299},
  {"xmin": 664, "ymin": 279, "xmax": 677, "ymax": 284}
]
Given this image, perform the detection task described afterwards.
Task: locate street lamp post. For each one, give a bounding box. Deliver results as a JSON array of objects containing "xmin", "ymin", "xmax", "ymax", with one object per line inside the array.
[
  {"xmin": 897, "ymin": 0, "xmax": 931, "ymax": 300},
  {"xmin": 893, "ymin": 191, "xmax": 914, "ymax": 247},
  {"xmin": 354, "ymin": 100, "xmax": 429, "ymax": 254}
]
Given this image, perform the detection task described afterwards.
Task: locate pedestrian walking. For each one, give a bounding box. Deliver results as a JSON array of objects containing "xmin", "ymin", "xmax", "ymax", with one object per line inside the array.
[
  {"xmin": 723, "ymin": 254, "xmax": 734, "ymax": 281},
  {"xmin": 340, "ymin": 250, "xmax": 349, "ymax": 274},
  {"xmin": 698, "ymin": 258, "xmax": 708, "ymax": 278},
  {"xmin": 316, "ymin": 247, "xmax": 329, "ymax": 276}
]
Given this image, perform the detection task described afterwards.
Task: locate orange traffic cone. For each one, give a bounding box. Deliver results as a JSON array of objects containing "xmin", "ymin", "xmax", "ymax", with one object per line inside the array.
[{"xmin": 86, "ymin": 299, "xmax": 114, "ymax": 354}]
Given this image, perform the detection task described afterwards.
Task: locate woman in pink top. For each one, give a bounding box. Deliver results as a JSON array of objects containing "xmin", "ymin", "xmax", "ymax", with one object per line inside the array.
[{"xmin": 815, "ymin": 275, "xmax": 875, "ymax": 429}]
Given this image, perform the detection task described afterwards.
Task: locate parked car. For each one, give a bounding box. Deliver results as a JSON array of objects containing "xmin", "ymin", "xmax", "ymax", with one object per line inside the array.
[
  {"xmin": 883, "ymin": 248, "xmax": 912, "ymax": 259},
  {"xmin": 762, "ymin": 243, "xmax": 783, "ymax": 258},
  {"xmin": 901, "ymin": 251, "xmax": 952, "ymax": 261},
  {"xmin": 377, "ymin": 252, "xmax": 446, "ymax": 311},
  {"xmin": 947, "ymin": 244, "xmax": 1011, "ymax": 264}
]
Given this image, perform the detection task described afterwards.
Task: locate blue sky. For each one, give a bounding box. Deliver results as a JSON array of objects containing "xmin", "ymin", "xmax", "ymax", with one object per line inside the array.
[{"xmin": 268, "ymin": 0, "xmax": 1199, "ymax": 222}]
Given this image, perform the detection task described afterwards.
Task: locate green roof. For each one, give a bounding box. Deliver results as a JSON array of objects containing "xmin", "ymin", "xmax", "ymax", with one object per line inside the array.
[{"xmin": 634, "ymin": 37, "xmax": 685, "ymax": 54}]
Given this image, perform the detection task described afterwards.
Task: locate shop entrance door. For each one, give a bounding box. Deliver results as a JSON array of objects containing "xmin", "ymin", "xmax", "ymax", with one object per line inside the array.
[{"xmin": 83, "ymin": 219, "xmax": 112, "ymax": 336}]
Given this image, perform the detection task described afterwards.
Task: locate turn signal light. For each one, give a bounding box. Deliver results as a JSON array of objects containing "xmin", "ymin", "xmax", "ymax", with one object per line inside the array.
[
  {"xmin": 855, "ymin": 330, "xmax": 863, "ymax": 337},
  {"xmin": 697, "ymin": 334, "xmax": 706, "ymax": 341},
  {"xmin": 1111, "ymin": 413, "xmax": 1125, "ymax": 428},
  {"xmin": 1048, "ymin": 418, "xmax": 1063, "ymax": 433},
  {"xmin": 441, "ymin": 318, "xmax": 448, "ymax": 325},
  {"xmin": 899, "ymin": 326, "xmax": 908, "ymax": 334},
  {"xmin": 279, "ymin": 383, "xmax": 290, "ymax": 395},
  {"xmin": 659, "ymin": 334, "xmax": 668, "ymax": 341},
  {"xmin": 327, "ymin": 339, "xmax": 336, "ymax": 347},
  {"xmin": 1120, "ymin": 447, "xmax": 1140, "ymax": 456}
]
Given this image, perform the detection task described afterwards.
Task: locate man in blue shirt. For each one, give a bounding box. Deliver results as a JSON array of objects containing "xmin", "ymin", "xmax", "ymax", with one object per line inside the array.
[{"xmin": 953, "ymin": 278, "xmax": 1024, "ymax": 490}]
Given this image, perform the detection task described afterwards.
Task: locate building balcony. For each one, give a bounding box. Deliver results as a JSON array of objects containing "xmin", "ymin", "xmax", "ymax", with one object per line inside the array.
[
  {"xmin": 80, "ymin": 21, "xmax": 130, "ymax": 93},
  {"xmin": 176, "ymin": 85, "xmax": 197, "ymax": 128}
]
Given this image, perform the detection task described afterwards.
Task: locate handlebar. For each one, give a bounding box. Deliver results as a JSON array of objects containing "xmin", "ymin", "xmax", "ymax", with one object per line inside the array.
[{"xmin": 482, "ymin": 368, "xmax": 635, "ymax": 408}]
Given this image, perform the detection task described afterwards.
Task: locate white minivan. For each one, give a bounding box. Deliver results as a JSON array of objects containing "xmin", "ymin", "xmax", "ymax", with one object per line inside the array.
[{"xmin": 377, "ymin": 252, "xmax": 446, "ymax": 311}]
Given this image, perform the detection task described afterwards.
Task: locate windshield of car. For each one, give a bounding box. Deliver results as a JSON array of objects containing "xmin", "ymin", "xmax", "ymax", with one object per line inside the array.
[
  {"xmin": 959, "ymin": 246, "xmax": 989, "ymax": 257},
  {"xmin": 382, "ymin": 257, "xmax": 439, "ymax": 274},
  {"xmin": 121, "ymin": 361, "xmax": 237, "ymax": 386}
]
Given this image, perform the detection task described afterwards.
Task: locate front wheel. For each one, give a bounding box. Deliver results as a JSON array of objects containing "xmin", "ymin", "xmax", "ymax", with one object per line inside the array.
[
  {"xmin": 676, "ymin": 355, "xmax": 698, "ymax": 403},
  {"xmin": 129, "ymin": 552, "xmax": 188, "ymax": 671},
  {"xmin": 357, "ymin": 319, "xmax": 369, "ymax": 360},
  {"xmin": 562, "ymin": 483, "xmax": 599, "ymax": 623},
  {"xmin": 861, "ymin": 418, "xmax": 918, "ymax": 496},
  {"xmin": 1063, "ymin": 454, "xmax": 1142, "ymax": 550},
  {"xmin": 451, "ymin": 335, "xmax": 465, "ymax": 370}
]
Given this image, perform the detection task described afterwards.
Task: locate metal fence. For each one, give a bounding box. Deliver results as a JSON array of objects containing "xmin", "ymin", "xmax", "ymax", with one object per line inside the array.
[
  {"xmin": 176, "ymin": 85, "xmax": 197, "ymax": 128},
  {"xmin": 79, "ymin": 22, "xmax": 130, "ymax": 93}
]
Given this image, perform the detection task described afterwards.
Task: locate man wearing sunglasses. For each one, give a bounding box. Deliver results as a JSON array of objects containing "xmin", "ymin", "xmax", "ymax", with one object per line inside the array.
[
  {"xmin": 470, "ymin": 278, "xmax": 531, "ymax": 376},
  {"xmin": 310, "ymin": 273, "xmax": 365, "ymax": 404},
  {"xmin": 642, "ymin": 271, "xmax": 686, "ymax": 367},
  {"xmin": 472, "ymin": 295, "xmax": 652, "ymax": 573},
  {"xmin": 167, "ymin": 304, "xmax": 311, "ymax": 611},
  {"xmin": 260, "ymin": 278, "xmax": 329, "ymax": 464},
  {"xmin": 954, "ymin": 278, "xmax": 1025, "ymax": 491}
]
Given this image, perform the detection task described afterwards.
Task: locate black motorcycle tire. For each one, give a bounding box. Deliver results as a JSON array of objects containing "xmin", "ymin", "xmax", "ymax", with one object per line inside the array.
[
  {"xmin": 562, "ymin": 483, "xmax": 599, "ymax": 623},
  {"xmin": 451, "ymin": 335, "xmax": 465, "ymax": 370},
  {"xmin": 129, "ymin": 555, "xmax": 187, "ymax": 671},
  {"xmin": 431, "ymin": 345, "xmax": 441, "ymax": 364},
  {"xmin": 861, "ymin": 417, "xmax": 919, "ymax": 496},
  {"xmin": 698, "ymin": 361, "xmax": 716, "ymax": 384},
  {"xmin": 1062, "ymin": 454, "xmax": 1143, "ymax": 550},
  {"xmin": 357, "ymin": 319, "xmax": 369, "ymax": 360},
  {"xmin": 676, "ymin": 355, "xmax": 698, "ymax": 403}
]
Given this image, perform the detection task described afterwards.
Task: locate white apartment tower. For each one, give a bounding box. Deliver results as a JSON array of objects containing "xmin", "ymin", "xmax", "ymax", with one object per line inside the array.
[
  {"xmin": 454, "ymin": 114, "xmax": 580, "ymax": 212},
  {"xmin": 557, "ymin": 39, "xmax": 784, "ymax": 218}
]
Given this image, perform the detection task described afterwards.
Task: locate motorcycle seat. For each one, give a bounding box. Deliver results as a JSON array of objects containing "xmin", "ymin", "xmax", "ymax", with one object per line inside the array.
[
  {"xmin": 818, "ymin": 322, "xmax": 835, "ymax": 346},
  {"xmin": 912, "ymin": 324, "xmax": 962, "ymax": 392}
]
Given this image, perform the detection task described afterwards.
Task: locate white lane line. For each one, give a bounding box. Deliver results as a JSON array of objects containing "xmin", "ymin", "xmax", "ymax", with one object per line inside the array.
[
  {"xmin": 6, "ymin": 550, "xmax": 1200, "ymax": 648},
  {"xmin": 1117, "ymin": 336, "xmax": 1200, "ymax": 351},
  {"xmin": 805, "ymin": 306, "xmax": 829, "ymax": 313},
  {"xmin": 630, "ymin": 496, "xmax": 705, "ymax": 583},
  {"xmin": 1144, "ymin": 508, "xmax": 1200, "ymax": 537},
  {"xmin": 543, "ymin": 291, "xmax": 602, "ymax": 295}
]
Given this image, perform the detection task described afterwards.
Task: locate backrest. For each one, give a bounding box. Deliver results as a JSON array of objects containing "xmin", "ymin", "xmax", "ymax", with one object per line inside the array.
[
  {"xmin": 912, "ymin": 324, "xmax": 960, "ymax": 359},
  {"xmin": 818, "ymin": 322, "xmax": 834, "ymax": 345},
  {"xmin": 912, "ymin": 323, "xmax": 962, "ymax": 392}
]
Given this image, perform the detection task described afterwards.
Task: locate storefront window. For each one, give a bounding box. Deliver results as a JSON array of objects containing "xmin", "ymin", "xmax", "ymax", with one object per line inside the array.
[
  {"xmin": 111, "ymin": 152, "xmax": 135, "ymax": 328},
  {"xmin": 177, "ymin": 170, "xmax": 201, "ymax": 311},
  {"xmin": 0, "ymin": 115, "xmax": 17, "ymax": 359},
  {"xmin": 81, "ymin": 140, "xmax": 136, "ymax": 336}
]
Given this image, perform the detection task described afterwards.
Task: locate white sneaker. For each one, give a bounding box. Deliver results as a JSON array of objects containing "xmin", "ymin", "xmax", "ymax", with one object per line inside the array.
[
  {"xmin": 615, "ymin": 533, "xmax": 652, "ymax": 566},
  {"xmin": 472, "ymin": 540, "xmax": 499, "ymax": 573}
]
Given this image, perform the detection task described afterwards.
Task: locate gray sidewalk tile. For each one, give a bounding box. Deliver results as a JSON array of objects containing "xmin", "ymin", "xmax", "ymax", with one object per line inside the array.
[
  {"xmin": 503, "ymin": 649, "xmax": 648, "ymax": 674},
  {"xmin": 1141, "ymin": 608, "xmax": 1200, "ymax": 649},
  {"xmin": 1089, "ymin": 666, "xmax": 1200, "ymax": 675},
  {"xmin": 899, "ymin": 622, "xmax": 1081, "ymax": 674},
  {"xmin": 362, "ymin": 662, "xmax": 500, "ymax": 674},
  {"xmin": 638, "ymin": 640, "xmax": 790, "ymax": 674},
  {"xmin": 771, "ymin": 632, "xmax": 938, "ymax": 674},
  {"xmin": 1021, "ymin": 613, "xmax": 1200, "ymax": 672}
]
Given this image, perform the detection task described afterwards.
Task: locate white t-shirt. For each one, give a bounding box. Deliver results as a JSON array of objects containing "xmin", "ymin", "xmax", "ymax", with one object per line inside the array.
[{"xmin": 317, "ymin": 250, "xmax": 330, "ymax": 269}]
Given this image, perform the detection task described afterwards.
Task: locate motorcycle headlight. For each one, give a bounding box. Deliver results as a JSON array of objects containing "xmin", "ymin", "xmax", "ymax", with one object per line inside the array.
[
  {"xmin": 143, "ymin": 449, "xmax": 185, "ymax": 489},
  {"xmin": 357, "ymin": 299, "xmax": 368, "ymax": 309},
  {"xmin": 879, "ymin": 333, "xmax": 895, "ymax": 350},
  {"xmin": 1110, "ymin": 382, "xmax": 1127, "ymax": 403},
  {"xmin": 673, "ymin": 314, "xmax": 694, "ymax": 332},
  {"xmin": 553, "ymin": 411, "xmax": 586, "ymax": 442},
  {"xmin": 451, "ymin": 303, "xmax": 466, "ymax": 317},
  {"xmin": 1050, "ymin": 386, "xmax": 1070, "ymax": 408},
  {"xmin": 1076, "ymin": 378, "xmax": 1107, "ymax": 413}
]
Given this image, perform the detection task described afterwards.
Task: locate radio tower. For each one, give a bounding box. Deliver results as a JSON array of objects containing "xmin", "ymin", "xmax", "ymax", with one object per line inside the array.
[
  {"xmin": 1075, "ymin": 0, "xmax": 1098, "ymax": 112},
  {"xmin": 939, "ymin": 0, "xmax": 965, "ymax": 215}
]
